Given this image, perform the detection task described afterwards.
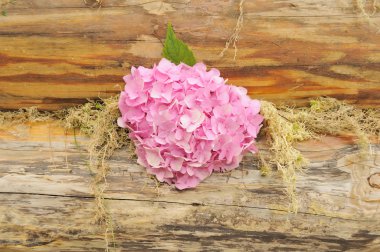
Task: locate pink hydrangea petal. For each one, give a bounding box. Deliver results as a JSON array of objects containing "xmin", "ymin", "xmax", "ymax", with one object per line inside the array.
[
  {"xmin": 175, "ymin": 174, "xmax": 201, "ymax": 190},
  {"xmin": 217, "ymin": 122, "xmax": 227, "ymax": 135},
  {"xmin": 184, "ymin": 93, "xmax": 196, "ymax": 108},
  {"xmin": 122, "ymin": 106, "xmax": 145, "ymax": 123},
  {"xmin": 250, "ymin": 114, "xmax": 264, "ymax": 126},
  {"xmin": 175, "ymin": 128, "xmax": 184, "ymax": 140},
  {"xmin": 182, "ymin": 109, "xmax": 205, "ymax": 132},
  {"xmin": 118, "ymin": 92, "xmax": 129, "ymax": 114},
  {"xmin": 208, "ymin": 76, "xmax": 224, "ymax": 91},
  {"xmin": 193, "ymin": 62, "xmax": 207, "ymax": 72},
  {"xmin": 179, "ymin": 114, "xmax": 191, "ymax": 128},
  {"xmin": 189, "ymin": 109, "xmax": 203, "ymax": 121},
  {"xmin": 247, "ymin": 143, "xmax": 259, "ymax": 154},
  {"xmin": 150, "ymin": 82, "xmax": 163, "ymax": 98},
  {"xmin": 216, "ymin": 87, "xmax": 230, "ymax": 105},
  {"xmin": 157, "ymin": 58, "xmax": 174, "ymax": 73},
  {"xmin": 203, "ymin": 127, "xmax": 216, "ymax": 140},
  {"xmin": 145, "ymin": 148, "xmax": 164, "ymax": 168},
  {"xmin": 187, "ymin": 166, "xmax": 195, "ymax": 176},
  {"xmin": 154, "ymin": 70, "xmax": 169, "ymax": 83},
  {"xmin": 117, "ymin": 117, "xmax": 127, "ymax": 128},
  {"xmin": 123, "ymin": 73, "xmax": 144, "ymax": 99},
  {"xmin": 153, "ymin": 168, "xmax": 173, "ymax": 182},
  {"xmin": 194, "ymin": 167, "xmax": 212, "ymax": 180},
  {"xmin": 170, "ymin": 157, "xmax": 184, "ymax": 171},
  {"xmin": 249, "ymin": 100, "xmax": 261, "ymax": 115},
  {"xmin": 137, "ymin": 66, "xmax": 154, "ymax": 82},
  {"xmin": 223, "ymin": 156, "xmax": 242, "ymax": 171},
  {"xmin": 247, "ymin": 125, "xmax": 259, "ymax": 138},
  {"xmin": 161, "ymin": 85, "xmax": 173, "ymax": 102}
]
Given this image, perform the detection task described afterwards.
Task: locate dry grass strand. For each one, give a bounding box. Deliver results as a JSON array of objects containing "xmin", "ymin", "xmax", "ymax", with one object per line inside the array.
[{"xmin": 219, "ymin": 0, "xmax": 245, "ymax": 60}]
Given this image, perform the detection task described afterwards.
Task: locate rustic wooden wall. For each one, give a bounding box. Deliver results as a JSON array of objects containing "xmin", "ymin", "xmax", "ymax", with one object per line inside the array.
[
  {"xmin": 1, "ymin": 0, "xmax": 380, "ymax": 110},
  {"xmin": 1, "ymin": 121, "xmax": 380, "ymax": 250}
]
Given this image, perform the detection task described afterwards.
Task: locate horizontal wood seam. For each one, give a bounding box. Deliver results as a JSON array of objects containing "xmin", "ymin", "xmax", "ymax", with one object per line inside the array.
[{"xmin": 0, "ymin": 191, "xmax": 367, "ymax": 221}]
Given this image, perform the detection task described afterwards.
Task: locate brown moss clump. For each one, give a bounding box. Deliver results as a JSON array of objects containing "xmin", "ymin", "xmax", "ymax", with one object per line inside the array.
[
  {"xmin": 283, "ymin": 97, "xmax": 380, "ymax": 155},
  {"xmin": 260, "ymin": 97, "xmax": 380, "ymax": 212},
  {"xmin": 260, "ymin": 101, "xmax": 314, "ymax": 212},
  {"xmin": 0, "ymin": 107, "xmax": 52, "ymax": 130},
  {"xmin": 63, "ymin": 96, "xmax": 132, "ymax": 162},
  {"xmin": 62, "ymin": 95, "xmax": 131, "ymax": 251}
]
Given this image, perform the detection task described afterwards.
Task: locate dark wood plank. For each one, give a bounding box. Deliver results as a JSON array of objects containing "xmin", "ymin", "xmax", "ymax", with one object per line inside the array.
[{"xmin": 1, "ymin": 0, "xmax": 380, "ymax": 110}]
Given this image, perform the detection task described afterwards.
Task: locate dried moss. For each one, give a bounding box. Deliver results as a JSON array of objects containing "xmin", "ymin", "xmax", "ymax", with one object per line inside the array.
[
  {"xmin": 283, "ymin": 97, "xmax": 380, "ymax": 155},
  {"xmin": 62, "ymin": 95, "xmax": 131, "ymax": 251},
  {"xmin": 0, "ymin": 107, "xmax": 52, "ymax": 130},
  {"xmin": 63, "ymin": 96, "xmax": 132, "ymax": 161},
  {"xmin": 260, "ymin": 97, "xmax": 379, "ymax": 212},
  {"xmin": 260, "ymin": 101, "xmax": 314, "ymax": 212}
]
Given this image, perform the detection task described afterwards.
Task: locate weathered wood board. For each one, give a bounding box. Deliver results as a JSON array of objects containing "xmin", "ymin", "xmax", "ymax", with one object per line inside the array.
[
  {"xmin": 1, "ymin": 0, "xmax": 380, "ymax": 110},
  {"xmin": 0, "ymin": 121, "xmax": 380, "ymax": 251}
]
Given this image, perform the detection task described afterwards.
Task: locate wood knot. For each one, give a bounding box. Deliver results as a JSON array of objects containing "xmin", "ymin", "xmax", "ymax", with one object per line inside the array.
[
  {"xmin": 83, "ymin": 0, "xmax": 102, "ymax": 8},
  {"xmin": 367, "ymin": 173, "xmax": 380, "ymax": 189}
]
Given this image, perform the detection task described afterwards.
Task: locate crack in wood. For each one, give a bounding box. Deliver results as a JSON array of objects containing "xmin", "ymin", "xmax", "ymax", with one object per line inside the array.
[{"xmin": 0, "ymin": 191, "xmax": 372, "ymax": 221}]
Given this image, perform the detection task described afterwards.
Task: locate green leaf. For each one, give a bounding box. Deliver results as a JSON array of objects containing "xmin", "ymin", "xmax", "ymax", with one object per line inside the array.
[
  {"xmin": 1, "ymin": 10, "xmax": 7, "ymax": 16},
  {"xmin": 162, "ymin": 23, "xmax": 196, "ymax": 66}
]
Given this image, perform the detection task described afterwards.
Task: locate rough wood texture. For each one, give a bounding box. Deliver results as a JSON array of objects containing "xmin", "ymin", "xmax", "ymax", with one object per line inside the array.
[
  {"xmin": 0, "ymin": 121, "xmax": 380, "ymax": 251},
  {"xmin": 1, "ymin": 0, "xmax": 380, "ymax": 110}
]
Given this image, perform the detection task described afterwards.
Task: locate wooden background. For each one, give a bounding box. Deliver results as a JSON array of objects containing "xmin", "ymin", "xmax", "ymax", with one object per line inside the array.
[
  {"xmin": 1, "ymin": 0, "xmax": 380, "ymax": 251},
  {"xmin": 1, "ymin": 0, "xmax": 380, "ymax": 110},
  {"xmin": 1, "ymin": 121, "xmax": 380, "ymax": 251}
]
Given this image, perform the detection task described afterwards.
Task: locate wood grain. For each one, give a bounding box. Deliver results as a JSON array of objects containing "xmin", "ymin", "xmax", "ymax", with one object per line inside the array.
[
  {"xmin": 0, "ymin": 0, "xmax": 380, "ymax": 110},
  {"xmin": 0, "ymin": 121, "xmax": 380, "ymax": 251}
]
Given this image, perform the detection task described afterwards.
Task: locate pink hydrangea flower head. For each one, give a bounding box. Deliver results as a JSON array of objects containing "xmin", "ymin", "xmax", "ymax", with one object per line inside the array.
[{"xmin": 118, "ymin": 58, "xmax": 263, "ymax": 190}]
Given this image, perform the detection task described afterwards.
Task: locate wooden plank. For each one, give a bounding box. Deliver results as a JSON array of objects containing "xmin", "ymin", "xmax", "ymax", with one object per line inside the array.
[
  {"xmin": 1, "ymin": 0, "xmax": 380, "ymax": 110},
  {"xmin": 1, "ymin": 194, "xmax": 380, "ymax": 251},
  {"xmin": 0, "ymin": 121, "xmax": 380, "ymax": 250}
]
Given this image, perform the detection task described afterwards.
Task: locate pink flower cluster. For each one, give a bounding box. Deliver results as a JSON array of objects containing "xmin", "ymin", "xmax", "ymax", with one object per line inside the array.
[{"xmin": 118, "ymin": 58, "xmax": 263, "ymax": 190}]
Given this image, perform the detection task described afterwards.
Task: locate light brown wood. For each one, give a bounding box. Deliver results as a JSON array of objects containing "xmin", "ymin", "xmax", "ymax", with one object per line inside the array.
[
  {"xmin": 0, "ymin": 0, "xmax": 380, "ymax": 110},
  {"xmin": 0, "ymin": 121, "xmax": 380, "ymax": 251}
]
